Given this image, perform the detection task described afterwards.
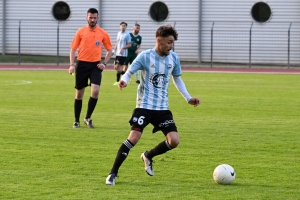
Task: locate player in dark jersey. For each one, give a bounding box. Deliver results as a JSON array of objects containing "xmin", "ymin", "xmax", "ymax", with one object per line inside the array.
[{"xmin": 124, "ymin": 24, "xmax": 142, "ymax": 84}]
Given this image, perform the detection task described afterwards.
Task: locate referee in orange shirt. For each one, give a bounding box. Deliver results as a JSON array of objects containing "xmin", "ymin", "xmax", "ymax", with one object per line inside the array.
[{"xmin": 69, "ymin": 8, "xmax": 113, "ymax": 128}]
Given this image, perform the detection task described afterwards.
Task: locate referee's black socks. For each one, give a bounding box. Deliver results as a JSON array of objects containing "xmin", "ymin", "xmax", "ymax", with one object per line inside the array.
[
  {"xmin": 74, "ymin": 99, "xmax": 82, "ymax": 122},
  {"xmin": 86, "ymin": 97, "xmax": 98, "ymax": 119}
]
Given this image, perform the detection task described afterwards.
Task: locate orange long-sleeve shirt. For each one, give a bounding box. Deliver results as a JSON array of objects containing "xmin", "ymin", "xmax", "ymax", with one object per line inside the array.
[{"xmin": 70, "ymin": 25, "xmax": 112, "ymax": 62}]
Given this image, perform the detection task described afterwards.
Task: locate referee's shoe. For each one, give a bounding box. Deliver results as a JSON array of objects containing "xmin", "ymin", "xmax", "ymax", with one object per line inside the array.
[
  {"xmin": 73, "ymin": 122, "xmax": 80, "ymax": 128},
  {"xmin": 84, "ymin": 118, "xmax": 94, "ymax": 128}
]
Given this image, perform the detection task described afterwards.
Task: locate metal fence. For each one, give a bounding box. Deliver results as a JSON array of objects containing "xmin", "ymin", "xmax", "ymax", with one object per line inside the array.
[
  {"xmin": 1, "ymin": 20, "xmax": 300, "ymax": 68},
  {"xmin": 201, "ymin": 21, "xmax": 300, "ymax": 68}
]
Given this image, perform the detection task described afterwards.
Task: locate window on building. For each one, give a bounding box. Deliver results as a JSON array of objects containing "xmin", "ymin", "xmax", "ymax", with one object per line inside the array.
[
  {"xmin": 52, "ymin": 1, "xmax": 71, "ymax": 21},
  {"xmin": 149, "ymin": 1, "xmax": 169, "ymax": 22},
  {"xmin": 251, "ymin": 2, "xmax": 272, "ymax": 23}
]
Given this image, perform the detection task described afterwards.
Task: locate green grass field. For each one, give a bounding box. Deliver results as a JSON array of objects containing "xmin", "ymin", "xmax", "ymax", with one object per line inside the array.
[{"xmin": 0, "ymin": 70, "xmax": 299, "ymax": 199}]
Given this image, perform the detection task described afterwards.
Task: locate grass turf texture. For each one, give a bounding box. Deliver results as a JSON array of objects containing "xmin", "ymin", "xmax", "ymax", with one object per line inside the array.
[{"xmin": 0, "ymin": 70, "xmax": 299, "ymax": 199}]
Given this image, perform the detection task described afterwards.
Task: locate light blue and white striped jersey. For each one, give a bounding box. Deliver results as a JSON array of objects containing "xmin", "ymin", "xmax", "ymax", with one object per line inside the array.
[
  {"xmin": 116, "ymin": 31, "xmax": 131, "ymax": 57},
  {"xmin": 129, "ymin": 49, "xmax": 182, "ymax": 110}
]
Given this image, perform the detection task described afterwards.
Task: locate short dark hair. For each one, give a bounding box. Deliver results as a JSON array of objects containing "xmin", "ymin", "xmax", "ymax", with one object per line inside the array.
[
  {"xmin": 156, "ymin": 25, "xmax": 178, "ymax": 41},
  {"xmin": 87, "ymin": 8, "xmax": 98, "ymax": 15},
  {"xmin": 120, "ymin": 22, "xmax": 128, "ymax": 26},
  {"xmin": 134, "ymin": 23, "xmax": 140, "ymax": 27}
]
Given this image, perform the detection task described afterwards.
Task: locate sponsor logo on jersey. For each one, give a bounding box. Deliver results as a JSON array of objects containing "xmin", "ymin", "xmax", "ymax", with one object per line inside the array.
[
  {"xmin": 158, "ymin": 120, "xmax": 175, "ymax": 127},
  {"xmin": 133, "ymin": 117, "xmax": 138, "ymax": 122},
  {"xmin": 151, "ymin": 74, "xmax": 166, "ymax": 88}
]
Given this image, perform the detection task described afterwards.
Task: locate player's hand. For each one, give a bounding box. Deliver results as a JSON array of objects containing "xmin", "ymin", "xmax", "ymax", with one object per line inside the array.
[
  {"xmin": 97, "ymin": 63, "xmax": 105, "ymax": 70},
  {"xmin": 69, "ymin": 65, "xmax": 75, "ymax": 75},
  {"xmin": 118, "ymin": 80, "xmax": 127, "ymax": 91},
  {"xmin": 188, "ymin": 97, "xmax": 200, "ymax": 107}
]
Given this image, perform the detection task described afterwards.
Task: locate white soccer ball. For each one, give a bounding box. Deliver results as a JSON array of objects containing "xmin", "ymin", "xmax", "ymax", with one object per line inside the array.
[{"xmin": 213, "ymin": 164, "xmax": 236, "ymax": 185}]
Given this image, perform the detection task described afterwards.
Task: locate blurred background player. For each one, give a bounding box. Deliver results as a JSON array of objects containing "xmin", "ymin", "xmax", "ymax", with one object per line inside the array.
[
  {"xmin": 69, "ymin": 8, "xmax": 113, "ymax": 128},
  {"xmin": 113, "ymin": 22, "xmax": 132, "ymax": 85},
  {"xmin": 124, "ymin": 23, "xmax": 142, "ymax": 84}
]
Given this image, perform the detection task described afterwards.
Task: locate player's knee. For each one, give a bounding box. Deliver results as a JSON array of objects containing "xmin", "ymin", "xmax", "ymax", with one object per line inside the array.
[
  {"xmin": 76, "ymin": 91, "xmax": 84, "ymax": 99},
  {"xmin": 128, "ymin": 130, "xmax": 142, "ymax": 144},
  {"xmin": 169, "ymin": 139, "xmax": 180, "ymax": 148},
  {"xmin": 167, "ymin": 137, "xmax": 180, "ymax": 148},
  {"xmin": 114, "ymin": 64, "xmax": 119, "ymax": 70},
  {"xmin": 91, "ymin": 90, "xmax": 99, "ymax": 98},
  {"xmin": 166, "ymin": 132, "xmax": 180, "ymax": 148}
]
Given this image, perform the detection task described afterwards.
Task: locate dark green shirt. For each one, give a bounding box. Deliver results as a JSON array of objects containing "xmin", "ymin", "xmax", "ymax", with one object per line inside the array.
[{"xmin": 128, "ymin": 33, "xmax": 142, "ymax": 55}]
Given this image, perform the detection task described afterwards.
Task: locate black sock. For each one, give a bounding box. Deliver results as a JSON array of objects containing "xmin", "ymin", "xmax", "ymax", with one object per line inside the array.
[
  {"xmin": 145, "ymin": 140, "xmax": 173, "ymax": 160},
  {"xmin": 74, "ymin": 99, "xmax": 82, "ymax": 122},
  {"xmin": 86, "ymin": 97, "xmax": 98, "ymax": 119},
  {"xmin": 121, "ymin": 71, "xmax": 125, "ymax": 75},
  {"xmin": 116, "ymin": 72, "xmax": 122, "ymax": 82},
  {"xmin": 110, "ymin": 139, "xmax": 134, "ymax": 174}
]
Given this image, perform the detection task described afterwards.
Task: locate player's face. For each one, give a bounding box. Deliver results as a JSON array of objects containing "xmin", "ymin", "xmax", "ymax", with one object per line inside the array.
[
  {"xmin": 120, "ymin": 24, "xmax": 127, "ymax": 32},
  {"xmin": 86, "ymin": 13, "xmax": 98, "ymax": 28},
  {"xmin": 133, "ymin": 25, "xmax": 140, "ymax": 34},
  {"xmin": 157, "ymin": 36, "xmax": 174, "ymax": 56}
]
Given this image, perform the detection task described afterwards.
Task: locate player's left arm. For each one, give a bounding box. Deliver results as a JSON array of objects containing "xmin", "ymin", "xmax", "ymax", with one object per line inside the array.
[
  {"xmin": 136, "ymin": 36, "xmax": 142, "ymax": 54},
  {"xmin": 122, "ymin": 35, "xmax": 132, "ymax": 50},
  {"xmin": 172, "ymin": 76, "xmax": 200, "ymax": 107},
  {"xmin": 102, "ymin": 32, "xmax": 113, "ymax": 65},
  {"xmin": 120, "ymin": 34, "xmax": 132, "ymax": 52},
  {"xmin": 122, "ymin": 42, "xmax": 132, "ymax": 50},
  {"xmin": 135, "ymin": 44, "xmax": 141, "ymax": 54}
]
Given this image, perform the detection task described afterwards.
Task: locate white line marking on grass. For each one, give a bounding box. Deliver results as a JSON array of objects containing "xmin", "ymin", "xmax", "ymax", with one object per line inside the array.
[{"xmin": 1, "ymin": 80, "xmax": 32, "ymax": 86}]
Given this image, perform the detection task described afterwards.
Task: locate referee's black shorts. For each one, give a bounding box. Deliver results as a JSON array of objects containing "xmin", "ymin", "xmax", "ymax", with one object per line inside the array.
[{"xmin": 75, "ymin": 60, "xmax": 102, "ymax": 90}]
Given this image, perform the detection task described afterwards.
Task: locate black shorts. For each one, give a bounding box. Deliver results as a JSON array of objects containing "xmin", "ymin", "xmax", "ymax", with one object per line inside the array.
[
  {"xmin": 114, "ymin": 56, "xmax": 127, "ymax": 65},
  {"xmin": 75, "ymin": 60, "xmax": 102, "ymax": 90},
  {"xmin": 124, "ymin": 53, "xmax": 137, "ymax": 65},
  {"xmin": 129, "ymin": 108, "xmax": 178, "ymax": 135}
]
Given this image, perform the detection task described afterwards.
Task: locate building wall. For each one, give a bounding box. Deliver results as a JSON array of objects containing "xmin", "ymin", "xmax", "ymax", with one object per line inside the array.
[
  {"xmin": 100, "ymin": 0, "xmax": 200, "ymax": 61},
  {"xmin": 3, "ymin": 0, "xmax": 200, "ymax": 61},
  {"xmin": 1, "ymin": 0, "xmax": 299, "ymax": 65},
  {"xmin": 201, "ymin": 0, "xmax": 300, "ymax": 65},
  {"xmin": 0, "ymin": 1, "xmax": 3, "ymax": 52},
  {"xmin": 4, "ymin": 0, "xmax": 99, "ymax": 56}
]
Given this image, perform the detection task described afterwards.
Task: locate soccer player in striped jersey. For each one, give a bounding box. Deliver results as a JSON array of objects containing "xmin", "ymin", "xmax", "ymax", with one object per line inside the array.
[
  {"xmin": 113, "ymin": 22, "xmax": 132, "ymax": 85},
  {"xmin": 106, "ymin": 25, "xmax": 200, "ymax": 185}
]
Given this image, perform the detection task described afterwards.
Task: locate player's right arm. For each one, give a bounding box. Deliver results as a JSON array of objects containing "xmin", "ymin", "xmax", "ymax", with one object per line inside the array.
[
  {"xmin": 69, "ymin": 29, "xmax": 81, "ymax": 74},
  {"xmin": 115, "ymin": 32, "xmax": 120, "ymax": 54},
  {"xmin": 118, "ymin": 71, "xmax": 133, "ymax": 90},
  {"xmin": 69, "ymin": 49, "xmax": 76, "ymax": 74}
]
